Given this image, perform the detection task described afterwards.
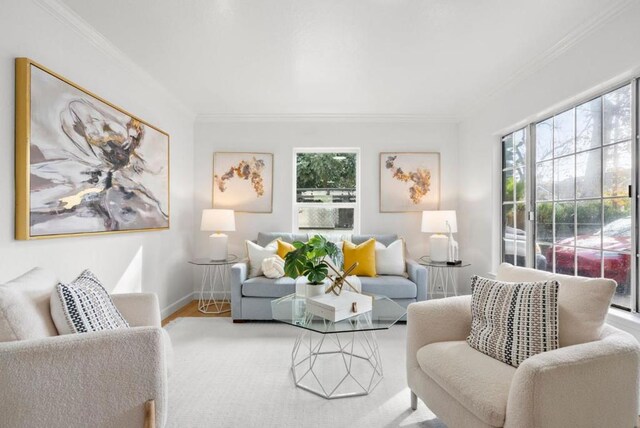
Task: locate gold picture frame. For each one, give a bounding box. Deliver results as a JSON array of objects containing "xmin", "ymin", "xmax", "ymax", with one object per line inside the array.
[
  {"xmin": 15, "ymin": 58, "xmax": 171, "ymax": 240},
  {"xmin": 379, "ymin": 152, "xmax": 441, "ymax": 212},
  {"xmin": 212, "ymin": 152, "xmax": 274, "ymax": 213}
]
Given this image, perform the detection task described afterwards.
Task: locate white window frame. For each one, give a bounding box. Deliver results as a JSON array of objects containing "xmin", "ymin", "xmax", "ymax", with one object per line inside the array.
[
  {"xmin": 498, "ymin": 79, "xmax": 639, "ymax": 312},
  {"xmin": 292, "ymin": 147, "xmax": 361, "ymax": 234}
]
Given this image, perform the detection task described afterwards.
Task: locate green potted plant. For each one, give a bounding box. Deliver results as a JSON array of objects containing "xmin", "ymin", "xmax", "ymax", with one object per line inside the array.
[{"xmin": 284, "ymin": 235, "xmax": 342, "ymax": 297}]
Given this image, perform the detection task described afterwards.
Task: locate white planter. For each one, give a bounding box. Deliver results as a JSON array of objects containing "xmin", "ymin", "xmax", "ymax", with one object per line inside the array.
[{"xmin": 295, "ymin": 276, "xmax": 329, "ymax": 297}]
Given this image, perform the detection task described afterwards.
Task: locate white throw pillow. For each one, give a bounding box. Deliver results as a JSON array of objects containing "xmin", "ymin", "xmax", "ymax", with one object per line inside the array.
[
  {"xmin": 375, "ymin": 239, "xmax": 406, "ymax": 275},
  {"xmin": 262, "ymin": 256, "xmax": 285, "ymax": 279},
  {"xmin": 50, "ymin": 270, "xmax": 129, "ymax": 335},
  {"xmin": 246, "ymin": 239, "xmax": 279, "ymax": 278},
  {"xmin": 0, "ymin": 267, "xmax": 60, "ymax": 342},
  {"xmin": 496, "ymin": 263, "xmax": 616, "ymax": 347}
]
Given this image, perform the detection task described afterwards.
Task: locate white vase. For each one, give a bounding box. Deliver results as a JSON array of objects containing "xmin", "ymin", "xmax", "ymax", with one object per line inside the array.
[{"xmin": 296, "ymin": 278, "xmax": 331, "ymax": 297}]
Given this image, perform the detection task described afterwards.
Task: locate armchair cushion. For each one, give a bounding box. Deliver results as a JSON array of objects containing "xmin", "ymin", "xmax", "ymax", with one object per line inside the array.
[
  {"xmin": 50, "ymin": 270, "xmax": 129, "ymax": 335},
  {"xmin": 111, "ymin": 293, "xmax": 162, "ymax": 328},
  {"xmin": 496, "ymin": 263, "xmax": 615, "ymax": 347},
  {"xmin": 0, "ymin": 267, "xmax": 59, "ymax": 342},
  {"xmin": 467, "ymin": 275, "xmax": 559, "ymax": 367},
  {"xmin": 417, "ymin": 341, "xmax": 515, "ymax": 427}
]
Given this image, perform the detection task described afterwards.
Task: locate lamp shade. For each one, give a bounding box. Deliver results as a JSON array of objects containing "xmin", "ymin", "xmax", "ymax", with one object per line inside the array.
[
  {"xmin": 421, "ymin": 210, "xmax": 457, "ymax": 234},
  {"xmin": 201, "ymin": 209, "xmax": 235, "ymax": 232}
]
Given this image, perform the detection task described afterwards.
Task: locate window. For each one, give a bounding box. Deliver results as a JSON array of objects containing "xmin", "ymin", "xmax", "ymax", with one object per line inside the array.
[
  {"xmin": 293, "ymin": 149, "xmax": 360, "ymax": 233},
  {"xmin": 501, "ymin": 83, "xmax": 635, "ymax": 311},
  {"xmin": 501, "ymin": 128, "xmax": 528, "ymax": 267}
]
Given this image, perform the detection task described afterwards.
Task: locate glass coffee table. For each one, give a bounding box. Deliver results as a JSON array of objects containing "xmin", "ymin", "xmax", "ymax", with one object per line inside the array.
[{"xmin": 271, "ymin": 293, "xmax": 406, "ymax": 399}]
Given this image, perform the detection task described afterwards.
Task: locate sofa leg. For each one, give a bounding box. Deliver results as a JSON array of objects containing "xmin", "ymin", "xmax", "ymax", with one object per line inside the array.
[
  {"xmin": 144, "ymin": 400, "xmax": 155, "ymax": 428},
  {"xmin": 233, "ymin": 319, "xmax": 247, "ymax": 324},
  {"xmin": 410, "ymin": 391, "xmax": 418, "ymax": 411}
]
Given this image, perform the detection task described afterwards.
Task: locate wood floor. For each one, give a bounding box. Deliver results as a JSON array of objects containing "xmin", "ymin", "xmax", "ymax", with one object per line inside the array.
[{"xmin": 162, "ymin": 300, "xmax": 230, "ymax": 326}]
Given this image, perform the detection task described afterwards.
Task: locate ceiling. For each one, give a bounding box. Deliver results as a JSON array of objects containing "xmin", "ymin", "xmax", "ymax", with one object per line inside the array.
[{"xmin": 59, "ymin": 0, "xmax": 629, "ymax": 120}]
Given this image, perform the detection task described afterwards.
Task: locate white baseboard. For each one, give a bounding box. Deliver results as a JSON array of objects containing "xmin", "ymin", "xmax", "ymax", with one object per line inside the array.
[{"xmin": 161, "ymin": 292, "xmax": 196, "ymax": 319}]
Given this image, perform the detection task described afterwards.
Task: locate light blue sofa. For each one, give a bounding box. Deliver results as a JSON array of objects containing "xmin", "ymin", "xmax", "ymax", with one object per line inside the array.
[{"xmin": 230, "ymin": 232, "xmax": 428, "ymax": 321}]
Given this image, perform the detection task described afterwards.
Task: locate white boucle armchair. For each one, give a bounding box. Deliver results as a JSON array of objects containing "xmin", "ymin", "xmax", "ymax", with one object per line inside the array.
[
  {"xmin": 407, "ymin": 264, "xmax": 640, "ymax": 428},
  {"xmin": 0, "ymin": 268, "xmax": 170, "ymax": 428}
]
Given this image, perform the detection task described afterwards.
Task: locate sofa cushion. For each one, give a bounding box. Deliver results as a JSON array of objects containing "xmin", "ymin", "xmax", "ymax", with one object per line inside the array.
[
  {"xmin": 246, "ymin": 240, "xmax": 278, "ymax": 278},
  {"xmin": 276, "ymin": 239, "xmax": 295, "ymax": 259},
  {"xmin": 352, "ymin": 234, "xmax": 398, "ymax": 247},
  {"xmin": 262, "ymin": 256, "xmax": 285, "ymax": 279},
  {"xmin": 417, "ymin": 341, "xmax": 515, "ymax": 427},
  {"xmin": 359, "ymin": 275, "xmax": 417, "ymax": 299},
  {"xmin": 257, "ymin": 232, "xmax": 308, "ymax": 247},
  {"xmin": 375, "ymin": 239, "xmax": 406, "ymax": 276},
  {"xmin": 0, "ymin": 267, "xmax": 59, "ymax": 342},
  {"xmin": 242, "ymin": 276, "xmax": 296, "ymax": 298},
  {"xmin": 496, "ymin": 263, "xmax": 615, "ymax": 347},
  {"xmin": 343, "ymin": 239, "xmax": 377, "ymax": 277}
]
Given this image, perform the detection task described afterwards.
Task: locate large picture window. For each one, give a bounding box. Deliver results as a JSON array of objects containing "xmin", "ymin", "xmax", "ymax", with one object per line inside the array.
[
  {"xmin": 501, "ymin": 83, "xmax": 635, "ymax": 311},
  {"xmin": 293, "ymin": 149, "xmax": 360, "ymax": 233}
]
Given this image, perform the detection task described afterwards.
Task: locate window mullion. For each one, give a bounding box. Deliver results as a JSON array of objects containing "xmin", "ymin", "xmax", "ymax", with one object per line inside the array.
[
  {"xmin": 526, "ymin": 123, "xmax": 535, "ymax": 269},
  {"xmin": 632, "ymin": 78, "xmax": 639, "ymax": 312}
]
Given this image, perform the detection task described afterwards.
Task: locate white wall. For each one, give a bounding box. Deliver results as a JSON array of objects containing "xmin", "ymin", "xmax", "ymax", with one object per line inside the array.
[
  {"xmin": 458, "ymin": 2, "xmax": 640, "ymax": 291},
  {"xmin": 194, "ymin": 120, "xmax": 458, "ymax": 291},
  {"xmin": 0, "ymin": 0, "xmax": 196, "ymax": 315}
]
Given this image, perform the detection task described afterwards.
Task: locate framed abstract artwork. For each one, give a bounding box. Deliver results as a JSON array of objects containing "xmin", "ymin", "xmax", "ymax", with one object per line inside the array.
[
  {"xmin": 379, "ymin": 152, "xmax": 440, "ymax": 212},
  {"xmin": 213, "ymin": 152, "xmax": 273, "ymax": 213},
  {"xmin": 15, "ymin": 58, "xmax": 170, "ymax": 240}
]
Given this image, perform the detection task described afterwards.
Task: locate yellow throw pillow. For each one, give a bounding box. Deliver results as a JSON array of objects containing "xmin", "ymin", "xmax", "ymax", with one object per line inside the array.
[
  {"xmin": 343, "ymin": 239, "xmax": 377, "ymax": 277},
  {"xmin": 277, "ymin": 239, "xmax": 296, "ymax": 259}
]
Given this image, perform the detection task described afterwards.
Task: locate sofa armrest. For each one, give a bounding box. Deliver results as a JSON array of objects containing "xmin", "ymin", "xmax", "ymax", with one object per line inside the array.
[
  {"xmin": 231, "ymin": 262, "xmax": 248, "ymax": 320},
  {"xmin": 0, "ymin": 327, "xmax": 168, "ymax": 428},
  {"xmin": 406, "ymin": 259, "xmax": 428, "ymax": 301},
  {"xmin": 506, "ymin": 326, "xmax": 640, "ymax": 428},
  {"xmin": 406, "ymin": 295, "xmax": 472, "ymax": 373},
  {"xmin": 111, "ymin": 292, "xmax": 161, "ymax": 327}
]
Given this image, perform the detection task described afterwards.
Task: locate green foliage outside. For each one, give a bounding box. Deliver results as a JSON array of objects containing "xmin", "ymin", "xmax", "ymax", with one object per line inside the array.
[
  {"xmin": 503, "ymin": 172, "xmax": 525, "ymax": 202},
  {"xmin": 506, "ymin": 198, "xmax": 630, "ymax": 240},
  {"xmin": 296, "ymin": 153, "xmax": 356, "ymax": 189}
]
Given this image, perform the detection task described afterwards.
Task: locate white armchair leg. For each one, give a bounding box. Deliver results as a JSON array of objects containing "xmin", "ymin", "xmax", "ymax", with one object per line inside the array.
[{"xmin": 411, "ymin": 391, "xmax": 418, "ymax": 410}]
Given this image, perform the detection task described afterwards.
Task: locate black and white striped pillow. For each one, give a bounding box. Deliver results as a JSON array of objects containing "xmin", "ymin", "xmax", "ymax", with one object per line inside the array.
[
  {"xmin": 50, "ymin": 270, "xmax": 129, "ymax": 335},
  {"xmin": 467, "ymin": 275, "xmax": 559, "ymax": 367}
]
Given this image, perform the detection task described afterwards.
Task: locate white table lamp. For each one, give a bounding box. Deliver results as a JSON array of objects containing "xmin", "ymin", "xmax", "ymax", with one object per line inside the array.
[
  {"xmin": 422, "ymin": 211, "xmax": 458, "ymax": 263},
  {"xmin": 201, "ymin": 209, "xmax": 235, "ymax": 261}
]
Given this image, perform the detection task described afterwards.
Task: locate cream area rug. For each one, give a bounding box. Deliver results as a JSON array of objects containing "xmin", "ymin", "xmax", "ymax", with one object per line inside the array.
[{"xmin": 165, "ymin": 318, "xmax": 446, "ymax": 428}]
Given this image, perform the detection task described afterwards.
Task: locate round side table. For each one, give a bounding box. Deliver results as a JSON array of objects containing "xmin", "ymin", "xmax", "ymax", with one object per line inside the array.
[
  {"xmin": 418, "ymin": 256, "xmax": 470, "ymax": 298},
  {"xmin": 189, "ymin": 256, "xmax": 238, "ymax": 314}
]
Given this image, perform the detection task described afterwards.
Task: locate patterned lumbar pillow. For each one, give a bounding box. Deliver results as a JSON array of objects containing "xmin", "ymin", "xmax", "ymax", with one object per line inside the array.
[
  {"xmin": 50, "ymin": 270, "xmax": 129, "ymax": 335},
  {"xmin": 467, "ymin": 275, "xmax": 559, "ymax": 367}
]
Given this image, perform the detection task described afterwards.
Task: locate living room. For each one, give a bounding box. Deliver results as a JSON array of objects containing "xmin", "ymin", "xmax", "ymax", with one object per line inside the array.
[{"xmin": 2, "ymin": 1, "xmax": 640, "ymax": 427}]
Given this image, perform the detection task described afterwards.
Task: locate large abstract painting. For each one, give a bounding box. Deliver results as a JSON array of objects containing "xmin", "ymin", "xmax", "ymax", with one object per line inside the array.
[
  {"xmin": 213, "ymin": 152, "xmax": 273, "ymax": 213},
  {"xmin": 15, "ymin": 58, "xmax": 170, "ymax": 239},
  {"xmin": 380, "ymin": 152, "xmax": 440, "ymax": 212}
]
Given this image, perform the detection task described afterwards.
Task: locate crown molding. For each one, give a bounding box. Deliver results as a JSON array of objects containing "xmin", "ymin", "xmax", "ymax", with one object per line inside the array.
[
  {"xmin": 459, "ymin": 0, "xmax": 634, "ymax": 120},
  {"xmin": 195, "ymin": 113, "xmax": 459, "ymax": 124},
  {"xmin": 34, "ymin": 0, "xmax": 196, "ymax": 119}
]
